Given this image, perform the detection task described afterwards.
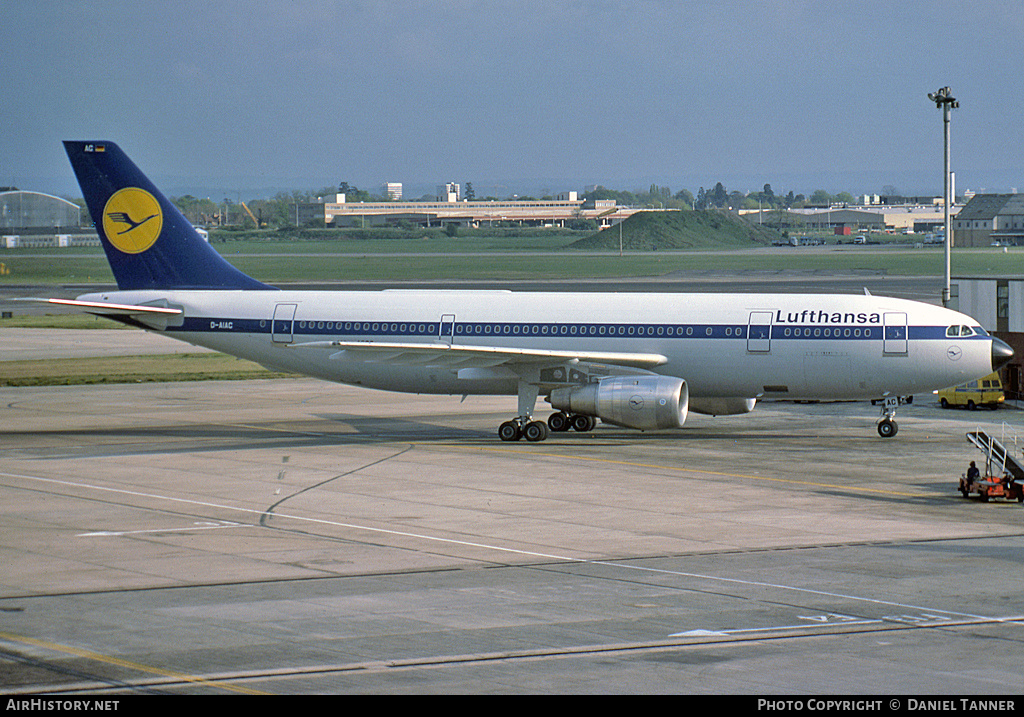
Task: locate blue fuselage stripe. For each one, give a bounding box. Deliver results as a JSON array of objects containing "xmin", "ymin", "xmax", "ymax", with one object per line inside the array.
[{"xmin": 169, "ymin": 317, "xmax": 969, "ymax": 342}]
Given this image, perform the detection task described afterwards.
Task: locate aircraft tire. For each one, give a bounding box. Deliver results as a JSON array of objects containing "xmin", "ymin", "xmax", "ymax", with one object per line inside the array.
[
  {"xmin": 571, "ymin": 414, "xmax": 596, "ymax": 432},
  {"xmin": 499, "ymin": 421, "xmax": 522, "ymax": 442},
  {"xmin": 547, "ymin": 412, "xmax": 571, "ymax": 432},
  {"xmin": 524, "ymin": 421, "xmax": 549, "ymax": 442},
  {"xmin": 877, "ymin": 419, "xmax": 898, "ymax": 438}
]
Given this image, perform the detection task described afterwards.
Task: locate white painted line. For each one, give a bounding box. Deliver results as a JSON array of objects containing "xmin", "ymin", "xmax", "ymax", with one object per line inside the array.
[
  {"xmin": 3, "ymin": 469, "xmax": 1023, "ymax": 628},
  {"xmin": 78, "ymin": 521, "xmax": 249, "ymax": 537},
  {"xmin": 670, "ymin": 619, "xmax": 882, "ymax": 638},
  {"xmin": 1, "ymin": 471, "xmax": 578, "ymax": 563}
]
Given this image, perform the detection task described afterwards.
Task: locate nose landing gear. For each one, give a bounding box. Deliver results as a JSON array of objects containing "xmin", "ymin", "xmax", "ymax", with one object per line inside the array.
[{"xmin": 876, "ymin": 394, "xmax": 911, "ymax": 438}]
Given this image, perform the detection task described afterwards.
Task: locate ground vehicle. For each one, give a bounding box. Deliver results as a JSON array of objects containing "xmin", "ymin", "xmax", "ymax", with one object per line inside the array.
[
  {"xmin": 959, "ymin": 472, "xmax": 1024, "ymax": 502},
  {"xmin": 959, "ymin": 429, "xmax": 1024, "ymax": 502},
  {"xmin": 937, "ymin": 372, "xmax": 1004, "ymax": 410}
]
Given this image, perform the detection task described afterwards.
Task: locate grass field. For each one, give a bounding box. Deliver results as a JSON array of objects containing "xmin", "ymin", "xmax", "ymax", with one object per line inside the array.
[
  {"xmin": 0, "ymin": 314, "xmax": 133, "ymax": 329},
  {"xmin": 0, "ymin": 241, "xmax": 1020, "ymax": 284},
  {"xmin": 0, "ymin": 352, "xmax": 293, "ymax": 387}
]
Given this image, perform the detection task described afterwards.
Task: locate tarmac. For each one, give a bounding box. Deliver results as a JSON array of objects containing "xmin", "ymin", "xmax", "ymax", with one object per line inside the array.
[
  {"xmin": 2, "ymin": 271, "xmax": 1023, "ymax": 695},
  {"xmin": 1, "ymin": 348, "xmax": 1023, "ymax": 694}
]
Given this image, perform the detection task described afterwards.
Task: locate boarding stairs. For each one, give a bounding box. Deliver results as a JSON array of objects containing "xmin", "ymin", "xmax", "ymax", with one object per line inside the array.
[{"xmin": 966, "ymin": 424, "xmax": 1024, "ymax": 482}]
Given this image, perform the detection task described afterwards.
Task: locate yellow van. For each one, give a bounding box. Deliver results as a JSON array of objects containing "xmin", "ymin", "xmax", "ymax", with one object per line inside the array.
[{"xmin": 937, "ymin": 372, "xmax": 1005, "ymax": 410}]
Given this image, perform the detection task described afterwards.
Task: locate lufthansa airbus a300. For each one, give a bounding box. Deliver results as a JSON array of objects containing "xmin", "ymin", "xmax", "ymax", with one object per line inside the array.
[{"xmin": 39, "ymin": 141, "xmax": 1013, "ymax": 442}]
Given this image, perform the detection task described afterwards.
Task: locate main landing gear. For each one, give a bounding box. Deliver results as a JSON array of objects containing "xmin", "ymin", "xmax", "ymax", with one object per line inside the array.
[
  {"xmin": 498, "ymin": 380, "xmax": 594, "ymax": 442},
  {"xmin": 497, "ymin": 412, "xmax": 597, "ymax": 442},
  {"xmin": 498, "ymin": 417, "xmax": 549, "ymax": 442},
  {"xmin": 547, "ymin": 411, "xmax": 596, "ymax": 433}
]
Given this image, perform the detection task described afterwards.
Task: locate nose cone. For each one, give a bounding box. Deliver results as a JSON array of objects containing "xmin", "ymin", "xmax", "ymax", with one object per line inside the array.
[{"xmin": 992, "ymin": 337, "xmax": 1014, "ymax": 371}]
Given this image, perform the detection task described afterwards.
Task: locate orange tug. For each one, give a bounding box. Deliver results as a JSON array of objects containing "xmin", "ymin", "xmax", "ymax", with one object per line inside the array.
[{"xmin": 960, "ymin": 431, "xmax": 1024, "ymax": 502}]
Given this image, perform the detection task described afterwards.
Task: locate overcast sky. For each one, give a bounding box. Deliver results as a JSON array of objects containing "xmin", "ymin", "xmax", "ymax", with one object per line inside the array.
[{"xmin": 3, "ymin": 0, "xmax": 1023, "ymax": 199}]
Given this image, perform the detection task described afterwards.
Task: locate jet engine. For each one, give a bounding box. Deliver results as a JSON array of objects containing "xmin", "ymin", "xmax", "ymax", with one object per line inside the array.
[
  {"xmin": 688, "ymin": 397, "xmax": 757, "ymax": 416},
  {"xmin": 548, "ymin": 376, "xmax": 688, "ymax": 431}
]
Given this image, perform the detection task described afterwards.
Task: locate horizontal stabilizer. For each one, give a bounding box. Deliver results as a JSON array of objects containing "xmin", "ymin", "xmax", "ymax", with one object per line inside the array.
[{"xmin": 19, "ymin": 298, "xmax": 182, "ymax": 316}]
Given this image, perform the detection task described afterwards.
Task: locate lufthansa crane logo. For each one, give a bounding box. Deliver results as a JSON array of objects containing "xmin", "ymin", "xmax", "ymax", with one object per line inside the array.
[{"xmin": 102, "ymin": 188, "xmax": 163, "ymax": 254}]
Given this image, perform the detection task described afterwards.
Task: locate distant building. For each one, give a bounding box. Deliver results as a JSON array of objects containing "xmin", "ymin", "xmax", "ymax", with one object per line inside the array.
[
  {"xmin": 0, "ymin": 191, "xmax": 81, "ymax": 230},
  {"xmin": 952, "ymin": 275, "xmax": 1024, "ymax": 401},
  {"xmin": 952, "ymin": 194, "xmax": 1024, "ymax": 247},
  {"xmin": 437, "ymin": 183, "xmax": 460, "ymax": 203},
  {"xmin": 783, "ymin": 202, "xmax": 959, "ymax": 234},
  {"xmin": 291, "ymin": 196, "xmax": 638, "ymax": 229},
  {"xmin": 383, "ymin": 182, "xmax": 402, "ymax": 201}
]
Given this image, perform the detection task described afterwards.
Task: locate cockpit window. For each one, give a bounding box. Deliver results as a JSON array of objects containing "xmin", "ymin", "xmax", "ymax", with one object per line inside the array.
[
  {"xmin": 960, "ymin": 325, "xmax": 975, "ymax": 337},
  {"xmin": 973, "ymin": 325, "xmax": 989, "ymax": 336},
  {"xmin": 946, "ymin": 325, "xmax": 960, "ymax": 337}
]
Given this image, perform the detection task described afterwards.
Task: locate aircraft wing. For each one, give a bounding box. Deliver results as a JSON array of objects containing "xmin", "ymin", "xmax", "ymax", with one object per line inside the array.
[{"xmin": 290, "ymin": 340, "xmax": 667, "ymax": 370}]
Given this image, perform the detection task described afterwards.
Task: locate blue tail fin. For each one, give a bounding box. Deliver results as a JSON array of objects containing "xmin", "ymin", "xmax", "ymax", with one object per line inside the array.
[{"xmin": 64, "ymin": 141, "xmax": 274, "ymax": 291}]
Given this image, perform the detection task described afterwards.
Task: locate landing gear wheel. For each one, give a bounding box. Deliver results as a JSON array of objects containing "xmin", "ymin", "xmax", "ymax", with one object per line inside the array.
[
  {"xmin": 571, "ymin": 414, "xmax": 596, "ymax": 432},
  {"xmin": 547, "ymin": 412, "xmax": 571, "ymax": 432},
  {"xmin": 524, "ymin": 420, "xmax": 549, "ymax": 442},
  {"xmin": 877, "ymin": 419, "xmax": 898, "ymax": 438},
  {"xmin": 498, "ymin": 421, "xmax": 522, "ymax": 442}
]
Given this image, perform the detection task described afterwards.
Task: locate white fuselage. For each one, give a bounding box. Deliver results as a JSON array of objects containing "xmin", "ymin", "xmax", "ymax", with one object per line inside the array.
[{"xmin": 79, "ymin": 288, "xmax": 995, "ymax": 403}]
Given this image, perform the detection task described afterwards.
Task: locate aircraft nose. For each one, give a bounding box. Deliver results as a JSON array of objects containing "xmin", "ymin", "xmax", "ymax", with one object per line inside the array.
[{"xmin": 992, "ymin": 337, "xmax": 1014, "ymax": 371}]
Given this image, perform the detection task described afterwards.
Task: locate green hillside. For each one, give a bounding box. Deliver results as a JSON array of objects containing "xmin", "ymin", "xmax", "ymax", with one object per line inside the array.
[{"xmin": 572, "ymin": 209, "xmax": 784, "ymax": 251}]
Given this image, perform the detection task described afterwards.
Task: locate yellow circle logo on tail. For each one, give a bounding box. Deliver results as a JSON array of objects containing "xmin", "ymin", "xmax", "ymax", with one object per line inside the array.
[{"xmin": 102, "ymin": 188, "xmax": 163, "ymax": 254}]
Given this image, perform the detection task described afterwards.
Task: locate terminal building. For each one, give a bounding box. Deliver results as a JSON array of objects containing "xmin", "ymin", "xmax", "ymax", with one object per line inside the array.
[
  {"xmin": 292, "ymin": 195, "xmax": 634, "ymax": 229},
  {"xmin": 782, "ymin": 201, "xmax": 959, "ymax": 235},
  {"xmin": 952, "ymin": 275, "xmax": 1024, "ymax": 402},
  {"xmin": 951, "ymin": 194, "xmax": 1024, "ymax": 247}
]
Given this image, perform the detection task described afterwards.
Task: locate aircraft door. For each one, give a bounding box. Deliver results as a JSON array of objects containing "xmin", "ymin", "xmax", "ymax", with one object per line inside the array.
[
  {"xmin": 883, "ymin": 312, "xmax": 908, "ymax": 355},
  {"xmin": 440, "ymin": 314, "xmax": 456, "ymax": 344},
  {"xmin": 747, "ymin": 311, "xmax": 774, "ymax": 353},
  {"xmin": 272, "ymin": 303, "xmax": 297, "ymax": 343}
]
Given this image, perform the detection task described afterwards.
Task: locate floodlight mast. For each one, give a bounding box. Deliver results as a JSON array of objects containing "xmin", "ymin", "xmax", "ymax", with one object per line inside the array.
[{"xmin": 928, "ymin": 87, "xmax": 959, "ymax": 307}]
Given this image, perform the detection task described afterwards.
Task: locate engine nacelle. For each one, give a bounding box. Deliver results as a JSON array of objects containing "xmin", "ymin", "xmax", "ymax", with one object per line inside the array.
[
  {"xmin": 688, "ymin": 397, "xmax": 757, "ymax": 416},
  {"xmin": 549, "ymin": 376, "xmax": 688, "ymax": 431}
]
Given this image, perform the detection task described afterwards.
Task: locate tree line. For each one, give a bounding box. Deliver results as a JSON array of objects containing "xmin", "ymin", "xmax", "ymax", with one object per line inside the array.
[{"xmin": 586, "ymin": 183, "xmax": 857, "ymax": 212}]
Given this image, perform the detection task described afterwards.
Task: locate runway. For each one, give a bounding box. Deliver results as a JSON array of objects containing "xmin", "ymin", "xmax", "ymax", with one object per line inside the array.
[{"xmin": 2, "ymin": 375, "xmax": 1023, "ymax": 694}]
